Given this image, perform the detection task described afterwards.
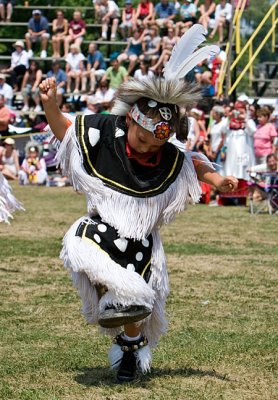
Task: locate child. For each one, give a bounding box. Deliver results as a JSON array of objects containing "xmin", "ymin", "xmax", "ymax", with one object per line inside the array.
[
  {"xmin": 39, "ymin": 25, "xmax": 237, "ymax": 383},
  {"xmin": 18, "ymin": 144, "xmax": 47, "ymax": 185}
]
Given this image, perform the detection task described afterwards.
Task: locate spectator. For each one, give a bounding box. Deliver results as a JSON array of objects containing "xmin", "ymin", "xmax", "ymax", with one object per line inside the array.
[
  {"xmin": 99, "ymin": 0, "xmax": 120, "ymax": 41},
  {"xmin": 117, "ymin": 30, "xmax": 144, "ymax": 75},
  {"xmin": 51, "ymin": 10, "xmax": 69, "ymax": 58},
  {"xmin": 175, "ymin": 0, "xmax": 197, "ymax": 36},
  {"xmin": 153, "ymin": 0, "xmax": 177, "ymax": 29},
  {"xmin": 94, "ymin": 80, "xmax": 115, "ymax": 110},
  {"xmin": 93, "ymin": 0, "xmax": 103, "ymax": 22},
  {"xmin": 101, "ymin": 57, "xmax": 128, "ymax": 90},
  {"xmin": 207, "ymin": 105, "xmax": 226, "ymax": 166},
  {"xmin": 61, "ymin": 102, "xmax": 76, "ymax": 114},
  {"xmin": 65, "ymin": 44, "xmax": 85, "ymax": 93},
  {"xmin": 46, "ymin": 60, "xmax": 67, "ymax": 107},
  {"xmin": 120, "ymin": 0, "xmax": 136, "ymax": 40},
  {"xmin": 83, "ymin": 96, "xmax": 101, "ymax": 115},
  {"xmin": 253, "ymin": 107, "xmax": 277, "ymax": 164},
  {"xmin": 139, "ymin": 25, "xmax": 161, "ymax": 66},
  {"xmin": 150, "ymin": 27, "xmax": 178, "ymax": 73},
  {"xmin": 19, "ymin": 143, "xmax": 47, "ymax": 185},
  {"xmin": 201, "ymin": 70, "xmax": 215, "ymax": 97},
  {"xmin": 134, "ymin": 60, "xmax": 154, "ymax": 81},
  {"xmin": 198, "ymin": 0, "xmax": 216, "ymax": 32},
  {"xmin": 134, "ymin": 0, "xmax": 154, "ymax": 29},
  {"xmin": 64, "ymin": 10, "xmax": 86, "ymax": 57},
  {"xmin": 0, "ymin": 137, "xmax": 19, "ymax": 180},
  {"xmin": 0, "ymin": 0, "xmax": 15, "ymax": 22},
  {"xmin": 21, "ymin": 60, "xmax": 43, "ymax": 112},
  {"xmin": 1, "ymin": 40, "xmax": 29, "ymax": 92},
  {"xmin": 0, "ymin": 74, "xmax": 13, "ymax": 107},
  {"xmin": 82, "ymin": 43, "xmax": 107, "ymax": 94},
  {"xmin": 25, "ymin": 9, "xmax": 50, "ymax": 59},
  {"xmin": 209, "ymin": 0, "xmax": 232, "ymax": 43},
  {"xmin": 0, "ymin": 94, "xmax": 11, "ymax": 135}
]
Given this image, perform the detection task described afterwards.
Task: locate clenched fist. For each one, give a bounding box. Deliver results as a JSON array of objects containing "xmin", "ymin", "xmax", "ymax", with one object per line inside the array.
[{"xmin": 39, "ymin": 77, "xmax": 57, "ymax": 104}]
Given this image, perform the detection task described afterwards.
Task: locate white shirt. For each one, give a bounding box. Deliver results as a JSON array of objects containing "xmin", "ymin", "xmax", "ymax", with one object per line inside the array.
[
  {"xmin": 0, "ymin": 82, "xmax": 13, "ymax": 102},
  {"xmin": 11, "ymin": 50, "xmax": 29, "ymax": 69},
  {"xmin": 65, "ymin": 53, "xmax": 85, "ymax": 71},
  {"xmin": 215, "ymin": 3, "xmax": 232, "ymax": 22},
  {"xmin": 133, "ymin": 69, "xmax": 154, "ymax": 81},
  {"xmin": 94, "ymin": 88, "xmax": 115, "ymax": 104},
  {"xmin": 106, "ymin": 1, "xmax": 120, "ymax": 17},
  {"xmin": 210, "ymin": 118, "xmax": 227, "ymax": 152}
]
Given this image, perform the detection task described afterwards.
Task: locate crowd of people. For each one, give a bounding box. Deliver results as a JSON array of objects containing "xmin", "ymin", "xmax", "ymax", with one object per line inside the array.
[{"xmin": 0, "ymin": 1, "xmax": 277, "ymax": 205}]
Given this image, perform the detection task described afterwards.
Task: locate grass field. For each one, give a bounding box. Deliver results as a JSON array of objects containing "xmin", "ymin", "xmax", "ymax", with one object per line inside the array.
[{"xmin": 0, "ymin": 184, "xmax": 277, "ymax": 400}]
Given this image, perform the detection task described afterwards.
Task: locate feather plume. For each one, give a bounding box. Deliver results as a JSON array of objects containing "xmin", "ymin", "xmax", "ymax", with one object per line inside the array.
[
  {"xmin": 174, "ymin": 45, "xmax": 220, "ymax": 79},
  {"xmin": 163, "ymin": 24, "xmax": 207, "ymax": 80}
]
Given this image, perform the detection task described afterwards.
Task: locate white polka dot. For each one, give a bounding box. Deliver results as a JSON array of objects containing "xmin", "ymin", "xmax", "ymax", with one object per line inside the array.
[
  {"xmin": 142, "ymin": 239, "xmax": 149, "ymax": 248},
  {"xmin": 88, "ymin": 128, "xmax": 100, "ymax": 147},
  {"xmin": 114, "ymin": 238, "xmax": 128, "ymax": 253},
  {"xmin": 127, "ymin": 264, "xmax": 135, "ymax": 271},
  {"xmin": 136, "ymin": 252, "xmax": 143, "ymax": 262},
  {"xmin": 97, "ymin": 224, "xmax": 107, "ymax": 233},
  {"xmin": 93, "ymin": 234, "xmax": 101, "ymax": 243}
]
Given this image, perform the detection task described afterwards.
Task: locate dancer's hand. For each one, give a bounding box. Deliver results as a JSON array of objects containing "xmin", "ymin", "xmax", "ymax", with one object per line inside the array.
[
  {"xmin": 215, "ymin": 176, "xmax": 238, "ymax": 192},
  {"xmin": 39, "ymin": 77, "xmax": 57, "ymax": 104}
]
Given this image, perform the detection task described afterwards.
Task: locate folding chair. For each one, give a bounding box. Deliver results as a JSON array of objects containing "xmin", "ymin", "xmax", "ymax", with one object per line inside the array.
[{"xmin": 248, "ymin": 172, "xmax": 278, "ymax": 215}]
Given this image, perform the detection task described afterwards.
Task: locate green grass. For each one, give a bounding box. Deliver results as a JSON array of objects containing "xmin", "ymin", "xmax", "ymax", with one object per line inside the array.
[{"xmin": 0, "ymin": 184, "xmax": 277, "ymax": 400}]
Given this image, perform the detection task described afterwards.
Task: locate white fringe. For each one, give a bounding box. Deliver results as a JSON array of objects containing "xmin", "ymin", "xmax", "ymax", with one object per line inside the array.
[
  {"xmin": 0, "ymin": 172, "xmax": 24, "ymax": 223},
  {"xmin": 108, "ymin": 343, "xmax": 152, "ymax": 373},
  {"xmin": 54, "ymin": 124, "xmax": 202, "ymax": 241}
]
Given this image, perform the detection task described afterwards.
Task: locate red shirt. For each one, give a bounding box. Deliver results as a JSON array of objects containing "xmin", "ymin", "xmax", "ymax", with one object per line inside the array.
[{"xmin": 69, "ymin": 19, "xmax": 86, "ymax": 35}]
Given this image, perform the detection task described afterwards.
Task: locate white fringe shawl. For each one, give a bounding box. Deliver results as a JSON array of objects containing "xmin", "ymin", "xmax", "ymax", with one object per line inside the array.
[
  {"xmin": 0, "ymin": 172, "xmax": 24, "ymax": 223},
  {"xmin": 62, "ymin": 219, "xmax": 169, "ymax": 348},
  {"xmin": 55, "ymin": 120, "xmax": 203, "ymax": 241}
]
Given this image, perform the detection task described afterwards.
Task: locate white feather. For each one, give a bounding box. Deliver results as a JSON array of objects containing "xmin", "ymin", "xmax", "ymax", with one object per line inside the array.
[
  {"xmin": 164, "ymin": 24, "xmax": 208, "ymax": 80},
  {"xmin": 174, "ymin": 45, "xmax": 220, "ymax": 79}
]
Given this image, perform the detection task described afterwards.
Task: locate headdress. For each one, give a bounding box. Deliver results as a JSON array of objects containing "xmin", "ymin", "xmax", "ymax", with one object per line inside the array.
[{"xmin": 111, "ymin": 24, "xmax": 219, "ymax": 141}]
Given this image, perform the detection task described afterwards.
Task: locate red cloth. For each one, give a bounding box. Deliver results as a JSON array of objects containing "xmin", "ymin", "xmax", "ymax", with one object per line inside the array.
[{"xmin": 125, "ymin": 141, "xmax": 163, "ymax": 167}]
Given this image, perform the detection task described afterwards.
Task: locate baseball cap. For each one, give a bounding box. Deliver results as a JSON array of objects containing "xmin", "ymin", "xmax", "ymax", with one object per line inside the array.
[{"xmin": 32, "ymin": 9, "xmax": 42, "ymax": 15}]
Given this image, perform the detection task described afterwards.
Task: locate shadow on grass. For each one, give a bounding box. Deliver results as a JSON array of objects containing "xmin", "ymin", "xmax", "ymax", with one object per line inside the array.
[{"xmin": 74, "ymin": 366, "xmax": 230, "ymax": 387}]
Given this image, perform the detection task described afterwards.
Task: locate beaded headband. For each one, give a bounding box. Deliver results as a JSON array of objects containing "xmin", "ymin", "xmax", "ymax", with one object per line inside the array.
[{"xmin": 130, "ymin": 103, "xmax": 174, "ymax": 141}]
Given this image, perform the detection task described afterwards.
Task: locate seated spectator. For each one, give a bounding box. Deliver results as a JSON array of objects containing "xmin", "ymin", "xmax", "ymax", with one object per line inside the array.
[
  {"xmin": 21, "ymin": 60, "xmax": 43, "ymax": 112},
  {"xmin": 65, "ymin": 44, "xmax": 85, "ymax": 93},
  {"xmin": 0, "ymin": 137, "xmax": 19, "ymax": 180},
  {"xmin": 117, "ymin": 30, "xmax": 144, "ymax": 75},
  {"xmin": 254, "ymin": 107, "xmax": 277, "ymax": 164},
  {"xmin": 175, "ymin": 0, "xmax": 197, "ymax": 36},
  {"xmin": 19, "ymin": 143, "xmax": 47, "ymax": 185},
  {"xmin": 93, "ymin": 0, "xmax": 103, "ymax": 22},
  {"xmin": 134, "ymin": 0, "xmax": 154, "ymax": 29},
  {"xmin": 139, "ymin": 25, "xmax": 161, "ymax": 66},
  {"xmin": 209, "ymin": 0, "xmax": 232, "ymax": 43},
  {"xmin": 198, "ymin": 0, "xmax": 216, "ymax": 32},
  {"xmin": 64, "ymin": 10, "xmax": 86, "ymax": 57},
  {"xmin": 152, "ymin": 0, "xmax": 177, "ymax": 29},
  {"xmin": 200, "ymin": 70, "xmax": 215, "ymax": 97},
  {"xmin": 1, "ymin": 40, "xmax": 29, "ymax": 92},
  {"xmin": 150, "ymin": 27, "xmax": 178, "ymax": 74},
  {"xmin": 120, "ymin": 0, "xmax": 136, "ymax": 41},
  {"xmin": 51, "ymin": 10, "xmax": 69, "ymax": 58},
  {"xmin": 94, "ymin": 80, "xmax": 115, "ymax": 110},
  {"xmin": 99, "ymin": 0, "xmax": 120, "ymax": 41},
  {"xmin": 61, "ymin": 102, "xmax": 76, "ymax": 114},
  {"xmin": 83, "ymin": 96, "xmax": 101, "ymax": 115},
  {"xmin": 25, "ymin": 9, "xmax": 50, "ymax": 59},
  {"xmin": 134, "ymin": 60, "xmax": 154, "ymax": 81},
  {"xmin": 46, "ymin": 60, "xmax": 67, "ymax": 107},
  {"xmin": 0, "ymin": 95, "xmax": 11, "ymax": 135},
  {"xmin": 0, "ymin": 0, "xmax": 15, "ymax": 22},
  {"xmin": 101, "ymin": 56, "xmax": 128, "ymax": 90},
  {"xmin": 0, "ymin": 74, "xmax": 13, "ymax": 107},
  {"xmin": 82, "ymin": 43, "xmax": 107, "ymax": 94}
]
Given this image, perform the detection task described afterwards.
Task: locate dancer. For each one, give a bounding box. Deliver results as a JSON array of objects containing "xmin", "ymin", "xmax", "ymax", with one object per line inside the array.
[
  {"xmin": 39, "ymin": 25, "xmax": 238, "ymax": 383},
  {"xmin": 0, "ymin": 171, "xmax": 23, "ymax": 223}
]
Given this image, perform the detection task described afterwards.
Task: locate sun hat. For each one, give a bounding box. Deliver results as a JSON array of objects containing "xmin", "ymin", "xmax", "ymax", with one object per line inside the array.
[
  {"xmin": 4, "ymin": 138, "xmax": 15, "ymax": 145},
  {"xmin": 13, "ymin": 40, "xmax": 25, "ymax": 49}
]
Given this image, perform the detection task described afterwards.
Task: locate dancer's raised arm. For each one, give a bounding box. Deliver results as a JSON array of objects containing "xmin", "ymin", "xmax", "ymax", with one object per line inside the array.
[{"xmin": 39, "ymin": 77, "xmax": 70, "ymax": 141}]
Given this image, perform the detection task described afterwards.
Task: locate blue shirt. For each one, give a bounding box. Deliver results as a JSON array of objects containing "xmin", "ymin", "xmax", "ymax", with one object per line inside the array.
[
  {"xmin": 47, "ymin": 68, "xmax": 67, "ymax": 84},
  {"xmin": 87, "ymin": 50, "xmax": 107, "ymax": 70},
  {"xmin": 155, "ymin": 2, "xmax": 177, "ymax": 18},
  {"xmin": 28, "ymin": 16, "xmax": 49, "ymax": 33}
]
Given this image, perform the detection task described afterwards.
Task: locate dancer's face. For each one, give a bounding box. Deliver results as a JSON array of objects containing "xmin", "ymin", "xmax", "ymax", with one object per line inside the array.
[{"xmin": 126, "ymin": 113, "xmax": 166, "ymax": 154}]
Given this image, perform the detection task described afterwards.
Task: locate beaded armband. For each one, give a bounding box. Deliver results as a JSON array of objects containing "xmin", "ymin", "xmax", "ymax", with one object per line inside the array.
[{"xmin": 114, "ymin": 332, "xmax": 148, "ymax": 352}]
